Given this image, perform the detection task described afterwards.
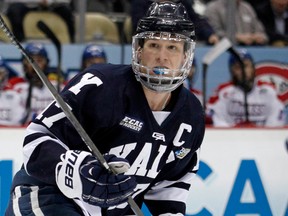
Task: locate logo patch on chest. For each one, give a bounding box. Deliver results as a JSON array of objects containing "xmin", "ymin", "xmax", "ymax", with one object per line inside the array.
[
  {"xmin": 175, "ymin": 147, "xmax": 191, "ymax": 159},
  {"xmin": 152, "ymin": 132, "xmax": 165, "ymax": 141},
  {"xmin": 119, "ymin": 116, "xmax": 143, "ymax": 132}
]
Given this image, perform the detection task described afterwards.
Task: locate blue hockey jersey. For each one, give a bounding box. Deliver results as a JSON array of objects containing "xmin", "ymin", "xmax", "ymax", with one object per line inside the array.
[{"xmin": 9, "ymin": 64, "xmax": 205, "ymax": 216}]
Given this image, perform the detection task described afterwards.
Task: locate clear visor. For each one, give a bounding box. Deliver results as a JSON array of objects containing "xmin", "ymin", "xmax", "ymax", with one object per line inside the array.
[{"xmin": 132, "ymin": 32, "xmax": 195, "ymax": 92}]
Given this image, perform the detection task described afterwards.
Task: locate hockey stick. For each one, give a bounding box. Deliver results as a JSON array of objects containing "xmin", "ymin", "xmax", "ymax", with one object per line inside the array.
[
  {"xmin": 0, "ymin": 15, "xmax": 143, "ymax": 216},
  {"xmin": 202, "ymin": 37, "xmax": 233, "ymax": 110},
  {"xmin": 37, "ymin": 20, "xmax": 62, "ymax": 92}
]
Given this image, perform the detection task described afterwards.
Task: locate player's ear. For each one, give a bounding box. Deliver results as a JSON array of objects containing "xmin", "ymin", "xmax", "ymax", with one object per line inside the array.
[{"xmin": 137, "ymin": 48, "xmax": 142, "ymax": 60}]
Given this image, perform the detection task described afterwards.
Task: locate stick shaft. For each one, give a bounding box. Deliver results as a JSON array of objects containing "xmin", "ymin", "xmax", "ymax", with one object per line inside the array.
[{"xmin": 202, "ymin": 64, "xmax": 208, "ymax": 110}]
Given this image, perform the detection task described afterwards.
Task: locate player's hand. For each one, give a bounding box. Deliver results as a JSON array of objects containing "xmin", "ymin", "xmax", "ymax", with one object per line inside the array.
[{"xmin": 55, "ymin": 150, "xmax": 137, "ymax": 208}]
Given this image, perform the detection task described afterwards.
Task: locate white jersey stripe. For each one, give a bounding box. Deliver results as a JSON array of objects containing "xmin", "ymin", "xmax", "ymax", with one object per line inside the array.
[
  {"xmin": 30, "ymin": 186, "xmax": 44, "ymax": 216},
  {"xmin": 23, "ymin": 123, "xmax": 69, "ymax": 170},
  {"xmin": 12, "ymin": 186, "xmax": 22, "ymax": 216}
]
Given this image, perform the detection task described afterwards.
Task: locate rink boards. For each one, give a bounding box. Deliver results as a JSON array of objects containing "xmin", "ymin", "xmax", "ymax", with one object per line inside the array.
[{"xmin": 0, "ymin": 127, "xmax": 287, "ymax": 216}]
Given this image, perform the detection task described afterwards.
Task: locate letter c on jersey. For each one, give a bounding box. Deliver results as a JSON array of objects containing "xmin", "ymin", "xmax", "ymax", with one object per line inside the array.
[{"xmin": 173, "ymin": 123, "xmax": 192, "ymax": 147}]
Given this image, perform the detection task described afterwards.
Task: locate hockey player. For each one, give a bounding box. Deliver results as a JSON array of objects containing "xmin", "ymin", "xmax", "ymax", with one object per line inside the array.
[
  {"xmin": 6, "ymin": 42, "xmax": 65, "ymax": 125},
  {"xmin": 81, "ymin": 44, "xmax": 107, "ymax": 71},
  {"xmin": 5, "ymin": 1, "xmax": 205, "ymax": 215},
  {"xmin": 206, "ymin": 49, "xmax": 286, "ymax": 127},
  {"xmin": 0, "ymin": 56, "xmax": 26, "ymax": 126},
  {"xmin": 65, "ymin": 44, "xmax": 107, "ymax": 82}
]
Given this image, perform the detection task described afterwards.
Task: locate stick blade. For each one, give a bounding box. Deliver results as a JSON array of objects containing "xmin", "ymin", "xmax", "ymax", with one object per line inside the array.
[{"xmin": 202, "ymin": 37, "xmax": 232, "ymax": 65}]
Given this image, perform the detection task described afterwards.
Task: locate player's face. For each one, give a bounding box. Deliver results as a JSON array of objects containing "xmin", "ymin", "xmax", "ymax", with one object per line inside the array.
[
  {"xmin": 271, "ymin": 0, "xmax": 288, "ymax": 14},
  {"xmin": 231, "ymin": 59, "xmax": 254, "ymax": 83},
  {"xmin": 23, "ymin": 55, "xmax": 48, "ymax": 87},
  {"xmin": 139, "ymin": 39, "xmax": 186, "ymax": 75},
  {"xmin": 23, "ymin": 55, "xmax": 48, "ymax": 72},
  {"xmin": 132, "ymin": 31, "xmax": 195, "ymax": 92}
]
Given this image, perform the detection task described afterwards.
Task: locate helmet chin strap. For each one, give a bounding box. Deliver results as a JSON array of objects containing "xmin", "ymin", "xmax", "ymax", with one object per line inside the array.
[{"xmin": 161, "ymin": 92, "xmax": 171, "ymax": 110}]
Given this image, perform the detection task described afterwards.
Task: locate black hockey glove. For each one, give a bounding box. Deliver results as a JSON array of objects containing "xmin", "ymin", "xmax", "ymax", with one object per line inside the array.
[{"xmin": 56, "ymin": 150, "xmax": 136, "ymax": 208}]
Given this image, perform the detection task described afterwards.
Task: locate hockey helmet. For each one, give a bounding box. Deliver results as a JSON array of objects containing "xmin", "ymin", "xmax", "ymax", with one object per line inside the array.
[
  {"xmin": 23, "ymin": 42, "xmax": 49, "ymax": 62},
  {"xmin": 228, "ymin": 49, "xmax": 254, "ymax": 68},
  {"xmin": 82, "ymin": 44, "xmax": 107, "ymax": 62},
  {"xmin": 132, "ymin": 1, "xmax": 196, "ymax": 92}
]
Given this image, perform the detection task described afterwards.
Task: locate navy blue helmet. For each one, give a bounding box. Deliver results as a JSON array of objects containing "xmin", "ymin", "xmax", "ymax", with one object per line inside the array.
[
  {"xmin": 228, "ymin": 49, "xmax": 254, "ymax": 68},
  {"xmin": 24, "ymin": 42, "xmax": 49, "ymax": 61},
  {"xmin": 136, "ymin": 1, "xmax": 195, "ymax": 40},
  {"xmin": 82, "ymin": 44, "xmax": 107, "ymax": 63}
]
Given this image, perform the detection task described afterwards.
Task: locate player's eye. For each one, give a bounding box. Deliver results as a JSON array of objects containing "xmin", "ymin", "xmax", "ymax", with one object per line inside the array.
[
  {"xmin": 148, "ymin": 42, "xmax": 159, "ymax": 49},
  {"xmin": 168, "ymin": 45, "xmax": 177, "ymax": 51}
]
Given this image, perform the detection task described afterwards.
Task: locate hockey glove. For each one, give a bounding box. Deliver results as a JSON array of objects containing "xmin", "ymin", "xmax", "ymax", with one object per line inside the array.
[{"xmin": 56, "ymin": 150, "xmax": 136, "ymax": 208}]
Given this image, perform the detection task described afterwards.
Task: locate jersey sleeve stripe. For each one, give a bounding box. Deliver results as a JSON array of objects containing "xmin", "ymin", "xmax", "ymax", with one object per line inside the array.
[{"xmin": 23, "ymin": 123, "xmax": 69, "ymax": 170}]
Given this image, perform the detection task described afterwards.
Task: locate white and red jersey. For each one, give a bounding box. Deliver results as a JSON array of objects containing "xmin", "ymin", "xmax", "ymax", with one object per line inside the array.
[
  {"xmin": 206, "ymin": 80, "xmax": 286, "ymax": 127},
  {"xmin": 6, "ymin": 77, "xmax": 64, "ymax": 124},
  {"xmin": 0, "ymin": 89, "xmax": 26, "ymax": 126}
]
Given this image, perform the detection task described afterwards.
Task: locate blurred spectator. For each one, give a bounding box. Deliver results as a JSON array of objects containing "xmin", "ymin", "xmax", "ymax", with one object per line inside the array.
[
  {"xmin": 81, "ymin": 44, "xmax": 107, "ymax": 71},
  {"xmin": 6, "ymin": 42, "xmax": 65, "ymax": 125},
  {"xmin": 0, "ymin": 56, "xmax": 25, "ymax": 126},
  {"xmin": 206, "ymin": 49, "xmax": 286, "ymax": 127},
  {"xmin": 243, "ymin": 0, "xmax": 269, "ymax": 10},
  {"xmin": 112, "ymin": 0, "xmax": 131, "ymax": 13},
  {"xmin": 4, "ymin": 0, "xmax": 75, "ymax": 42},
  {"xmin": 192, "ymin": 0, "xmax": 207, "ymax": 15},
  {"xmin": 72, "ymin": 0, "xmax": 130, "ymax": 13},
  {"xmin": 204, "ymin": 0, "xmax": 268, "ymax": 46},
  {"xmin": 74, "ymin": 0, "xmax": 112, "ymax": 13},
  {"xmin": 253, "ymin": 0, "xmax": 288, "ymax": 46},
  {"xmin": 183, "ymin": 58, "xmax": 203, "ymax": 104},
  {"xmin": 131, "ymin": 0, "xmax": 219, "ymax": 45},
  {"xmin": 201, "ymin": 0, "xmax": 212, "ymax": 3}
]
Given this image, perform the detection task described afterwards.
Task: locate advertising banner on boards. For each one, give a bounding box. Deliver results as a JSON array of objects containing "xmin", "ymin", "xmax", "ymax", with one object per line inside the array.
[{"xmin": 0, "ymin": 127, "xmax": 287, "ymax": 216}]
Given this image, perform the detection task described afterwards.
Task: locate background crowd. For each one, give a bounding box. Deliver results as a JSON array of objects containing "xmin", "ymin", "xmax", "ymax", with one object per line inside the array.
[
  {"xmin": 1, "ymin": 0, "xmax": 287, "ymax": 45},
  {"xmin": 0, "ymin": 0, "xmax": 287, "ymax": 127}
]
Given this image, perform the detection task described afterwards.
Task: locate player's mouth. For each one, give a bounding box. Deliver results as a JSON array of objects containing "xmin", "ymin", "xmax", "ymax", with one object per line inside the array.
[{"xmin": 152, "ymin": 66, "xmax": 169, "ymax": 75}]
